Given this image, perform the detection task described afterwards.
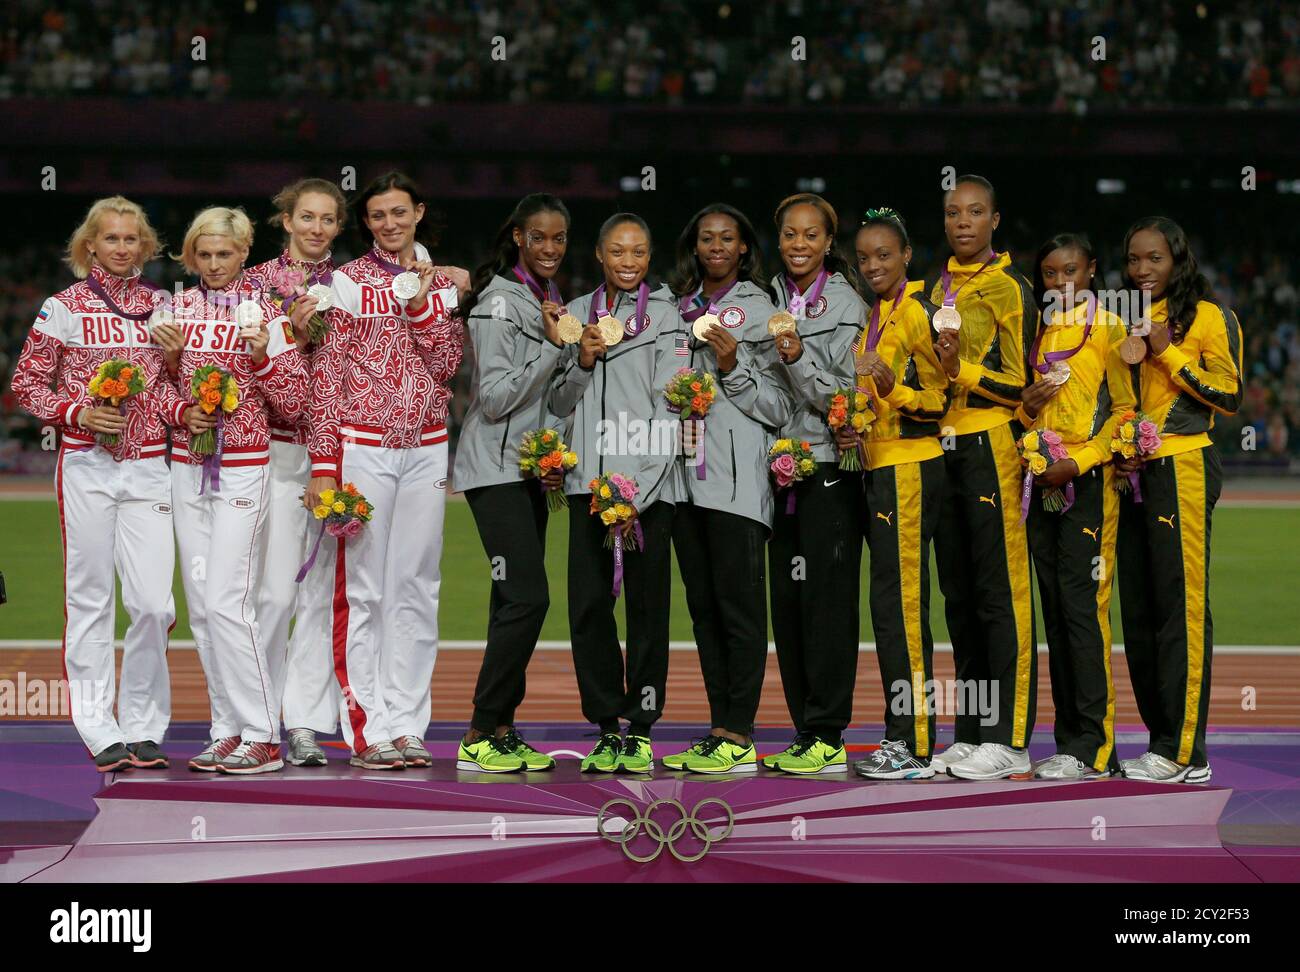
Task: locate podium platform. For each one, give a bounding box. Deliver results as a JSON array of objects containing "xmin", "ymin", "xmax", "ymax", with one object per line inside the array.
[{"xmin": 26, "ymin": 761, "xmax": 1240, "ymax": 883}]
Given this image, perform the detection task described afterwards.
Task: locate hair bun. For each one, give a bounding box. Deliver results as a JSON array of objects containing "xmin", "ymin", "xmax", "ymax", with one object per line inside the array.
[{"xmin": 863, "ymin": 207, "xmax": 904, "ymax": 226}]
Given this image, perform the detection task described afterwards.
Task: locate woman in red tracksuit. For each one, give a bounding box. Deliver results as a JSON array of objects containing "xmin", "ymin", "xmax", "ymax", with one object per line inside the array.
[
  {"xmin": 303, "ymin": 171, "xmax": 464, "ymax": 770},
  {"xmin": 159, "ymin": 205, "xmax": 308, "ymax": 775},
  {"xmin": 12, "ymin": 195, "xmax": 203, "ymax": 772}
]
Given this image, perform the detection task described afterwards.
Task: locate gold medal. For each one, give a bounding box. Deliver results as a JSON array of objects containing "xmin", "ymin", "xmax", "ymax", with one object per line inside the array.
[
  {"xmin": 598, "ymin": 316, "xmax": 624, "ymax": 347},
  {"xmin": 557, "ymin": 313, "xmax": 584, "ymax": 344},
  {"xmin": 1120, "ymin": 335, "xmax": 1147, "ymax": 364},
  {"xmin": 767, "ymin": 311, "xmax": 798, "ymax": 337},
  {"xmin": 693, "ymin": 312, "xmax": 720, "ymax": 341}
]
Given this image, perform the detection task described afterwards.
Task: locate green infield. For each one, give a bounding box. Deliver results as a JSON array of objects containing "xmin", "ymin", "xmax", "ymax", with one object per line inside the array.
[{"xmin": 2, "ymin": 498, "xmax": 1297, "ymax": 645}]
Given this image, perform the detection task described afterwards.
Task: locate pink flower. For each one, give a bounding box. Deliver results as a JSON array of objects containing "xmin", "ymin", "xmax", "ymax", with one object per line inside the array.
[
  {"xmin": 328, "ymin": 518, "xmax": 364, "ymax": 538},
  {"xmin": 772, "ymin": 452, "xmax": 797, "ymax": 486},
  {"xmin": 1138, "ymin": 420, "xmax": 1157, "ymax": 437},
  {"xmin": 267, "ymin": 264, "xmax": 304, "ymax": 300},
  {"xmin": 675, "ymin": 367, "xmax": 692, "ymax": 376},
  {"xmin": 1138, "ymin": 434, "xmax": 1160, "ymax": 454},
  {"xmin": 1040, "ymin": 429, "xmax": 1062, "ymax": 446},
  {"xmin": 619, "ymin": 480, "xmax": 638, "ymax": 500},
  {"xmin": 1048, "ymin": 444, "xmax": 1068, "ymax": 462}
]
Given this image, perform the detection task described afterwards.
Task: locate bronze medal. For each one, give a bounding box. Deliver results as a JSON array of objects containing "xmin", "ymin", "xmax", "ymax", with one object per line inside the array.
[
  {"xmin": 933, "ymin": 304, "xmax": 962, "ymax": 331},
  {"xmin": 1120, "ymin": 335, "xmax": 1147, "ymax": 364}
]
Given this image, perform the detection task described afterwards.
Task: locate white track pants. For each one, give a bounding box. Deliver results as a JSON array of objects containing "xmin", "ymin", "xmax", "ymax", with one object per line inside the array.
[
  {"xmin": 56, "ymin": 449, "xmax": 174, "ymax": 755},
  {"xmin": 172, "ymin": 461, "xmax": 278, "ymax": 744},
  {"xmin": 258, "ymin": 440, "xmax": 340, "ymax": 733},
  {"xmin": 333, "ymin": 440, "xmax": 446, "ymax": 752}
]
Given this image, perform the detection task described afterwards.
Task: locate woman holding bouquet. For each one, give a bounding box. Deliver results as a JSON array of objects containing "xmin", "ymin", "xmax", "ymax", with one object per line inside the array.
[
  {"xmin": 926, "ymin": 175, "xmax": 1040, "ymax": 781},
  {"xmin": 840, "ymin": 209, "xmax": 951, "ymax": 780},
  {"xmin": 1114, "ymin": 217, "xmax": 1242, "ymax": 783},
  {"xmin": 166, "ymin": 206, "xmax": 308, "ymax": 774},
  {"xmin": 13, "ymin": 196, "xmax": 204, "ymax": 772},
  {"xmin": 452, "ymin": 193, "xmax": 572, "ymax": 773},
  {"xmin": 547, "ymin": 213, "xmax": 680, "ymax": 773},
  {"xmin": 1018, "ymin": 233, "xmax": 1132, "ymax": 780},
  {"xmin": 764, "ymin": 194, "xmax": 865, "ymax": 775},
  {"xmin": 663, "ymin": 203, "xmax": 793, "ymax": 775},
  {"xmin": 303, "ymin": 171, "xmax": 463, "ymax": 770},
  {"xmin": 245, "ymin": 177, "xmax": 347, "ymax": 768}
]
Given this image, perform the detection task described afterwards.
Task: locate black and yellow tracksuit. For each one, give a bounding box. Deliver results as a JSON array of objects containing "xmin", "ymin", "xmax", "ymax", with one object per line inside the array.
[
  {"xmin": 1116, "ymin": 297, "xmax": 1243, "ymax": 768},
  {"xmin": 1017, "ymin": 303, "xmax": 1132, "ymax": 773},
  {"xmin": 928, "ymin": 252, "xmax": 1038, "ymax": 748},
  {"xmin": 860, "ymin": 281, "xmax": 951, "ymax": 758}
]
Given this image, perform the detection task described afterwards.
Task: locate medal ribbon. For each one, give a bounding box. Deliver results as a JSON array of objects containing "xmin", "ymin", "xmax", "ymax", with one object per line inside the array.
[
  {"xmin": 512, "ymin": 262, "xmax": 561, "ymax": 305},
  {"xmin": 85, "ymin": 269, "xmax": 160, "ymax": 321},
  {"xmin": 859, "ymin": 279, "xmax": 907, "ymax": 355},
  {"xmin": 1030, "ymin": 291, "xmax": 1096, "ymax": 375},
  {"xmin": 589, "ymin": 281, "xmax": 650, "ymax": 337},
  {"xmin": 679, "ymin": 279, "xmax": 737, "ymax": 323},
  {"xmin": 783, "ymin": 268, "xmax": 828, "ymax": 318},
  {"xmin": 365, "ymin": 245, "xmax": 410, "ymax": 278},
  {"xmin": 940, "ymin": 249, "xmax": 998, "ymax": 307}
]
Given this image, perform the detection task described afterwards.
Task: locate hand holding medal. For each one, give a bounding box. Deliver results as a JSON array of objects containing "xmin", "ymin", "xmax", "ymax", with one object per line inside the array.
[
  {"xmin": 578, "ymin": 323, "xmax": 605, "ymax": 368},
  {"xmin": 540, "ymin": 299, "xmax": 565, "ymax": 346}
]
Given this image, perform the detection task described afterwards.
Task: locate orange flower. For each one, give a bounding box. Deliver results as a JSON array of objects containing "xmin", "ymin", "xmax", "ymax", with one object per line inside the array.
[
  {"xmin": 119, "ymin": 367, "xmax": 133, "ymax": 380},
  {"xmin": 691, "ymin": 395, "xmax": 706, "ymax": 411},
  {"xmin": 690, "ymin": 381, "xmax": 702, "ymax": 392},
  {"xmin": 800, "ymin": 441, "xmax": 811, "ymax": 451},
  {"xmin": 343, "ymin": 483, "xmax": 358, "ymax": 495},
  {"xmin": 542, "ymin": 431, "xmax": 554, "ymax": 443},
  {"xmin": 355, "ymin": 501, "xmax": 369, "ymax": 515}
]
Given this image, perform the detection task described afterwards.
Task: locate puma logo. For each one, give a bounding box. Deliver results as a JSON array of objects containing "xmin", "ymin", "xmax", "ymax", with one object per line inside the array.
[
  {"xmin": 979, "ymin": 494, "xmax": 997, "ymax": 507},
  {"xmin": 1082, "ymin": 526, "xmax": 1099, "ymax": 541},
  {"xmin": 876, "ymin": 511, "xmax": 893, "ymax": 526},
  {"xmin": 1158, "ymin": 513, "xmax": 1176, "ymax": 529}
]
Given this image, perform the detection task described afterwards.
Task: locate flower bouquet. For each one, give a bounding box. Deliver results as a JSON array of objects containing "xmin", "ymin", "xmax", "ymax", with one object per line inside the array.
[
  {"xmin": 768, "ymin": 438, "xmax": 816, "ymax": 514},
  {"xmin": 1111, "ymin": 411, "xmax": 1161, "ymax": 502},
  {"xmin": 519, "ymin": 428, "xmax": 578, "ymax": 511},
  {"xmin": 826, "ymin": 386, "xmax": 873, "ymax": 471},
  {"xmin": 86, "ymin": 358, "xmax": 145, "ymax": 446},
  {"xmin": 589, "ymin": 472, "xmax": 642, "ymax": 597},
  {"xmin": 1016, "ymin": 428, "xmax": 1073, "ymax": 519},
  {"xmin": 297, "ymin": 482, "xmax": 374, "ymax": 582}
]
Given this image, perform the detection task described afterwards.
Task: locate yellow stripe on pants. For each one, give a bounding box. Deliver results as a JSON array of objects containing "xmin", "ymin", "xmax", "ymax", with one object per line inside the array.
[
  {"xmin": 1093, "ymin": 465, "xmax": 1119, "ymax": 772},
  {"xmin": 1173, "ymin": 450, "xmax": 1209, "ymax": 765},
  {"xmin": 894, "ymin": 462, "xmax": 928, "ymax": 756},
  {"xmin": 988, "ymin": 423, "xmax": 1035, "ymax": 748}
]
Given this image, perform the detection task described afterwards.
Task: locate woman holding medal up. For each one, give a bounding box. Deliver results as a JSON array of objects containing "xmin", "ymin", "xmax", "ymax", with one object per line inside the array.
[
  {"xmin": 547, "ymin": 213, "xmax": 680, "ymax": 774},
  {"xmin": 303, "ymin": 172, "xmax": 463, "ymax": 771},
  {"xmin": 245, "ymin": 177, "xmax": 347, "ymax": 768},
  {"xmin": 166, "ymin": 206, "xmax": 308, "ymax": 775},
  {"xmin": 13, "ymin": 196, "xmax": 201, "ymax": 773},
  {"xmin": 1114, "ymin": 217, "xmax": 1242, "ymax": 783},
  {"xmin": 926, "ymin": 174, "xmax": 1040, "ymax": 781},
  {"xmin": 453, "ymin": 193, "xmax": 572, "ymax": 774},
  {"xmin": 663, "ymin": 203, "xmax": 792, "ymax": 775},
  {"xmin": 763, "ymin": 193, "xmax": 866, "ymax": 776},
  {"xmin": 842, "ymin": 208, "xmax": 952, "ymax": 781},
  {"xmin": 1019, "ymin": 233, "xmax": 1132, "ymax": 780}
]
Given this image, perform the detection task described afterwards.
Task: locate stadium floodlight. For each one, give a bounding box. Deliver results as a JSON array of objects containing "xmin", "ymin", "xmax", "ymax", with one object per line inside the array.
[
  {"xmin": 619, "ymin": 176, "xmax": 641, "ymax": 192},
  {"xmin": 1096, "ymin": 179, "xmax": 1126, "ymax": 194}
]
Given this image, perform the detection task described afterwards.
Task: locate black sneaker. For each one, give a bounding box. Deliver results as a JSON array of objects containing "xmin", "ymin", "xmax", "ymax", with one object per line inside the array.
[
  {"xmin": 128, "ymin": 740, "xmax": 169, "ymax": 769},
  {"xmin": 94, "ymin": 742, "xmax": 134, "ymax": 773}
]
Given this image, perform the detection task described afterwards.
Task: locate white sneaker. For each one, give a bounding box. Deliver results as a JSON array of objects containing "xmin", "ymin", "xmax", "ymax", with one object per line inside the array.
[
  {"xmin": 1122, "ymin": 751, "xmax": 1208, "ymax": 784},
  {"xmin": 1033, "ymin": 753, "xmax": 1105, "ymax": 780},
  {"xmin": 948, "ymin": 742, "xmax": 1031, "ymax": 780},
  {"xmin": 930, "ymin": 741, "xmax": 979, "ymax": 774}
]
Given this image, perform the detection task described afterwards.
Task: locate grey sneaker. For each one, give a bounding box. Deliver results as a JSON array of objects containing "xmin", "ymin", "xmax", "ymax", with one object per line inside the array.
[
  {"xmin": 1122, "ymin": 751, "xmax": 1207, "ymax": 783},
  {"xmin": 188, "ymin": 736, "xmax": 240, "ymax": 773},
  {"xmin": 350, "ymin": 741, "xmax": 406, "ymax": 770},
  {"xmin": 1034, "ymin": 753, "xmax": 1105, "ymax": 780},
  {"xmin": 930, "ymin": 741, "xmax": 979, "ymax": 774},
  {"xmin": 287, "ymin": 728, "xmax": 327, "ymax": 767},
  {"xmin": 394, "ymin": 735, "xmax": 432, "ymax": 767},
  {"xmin": 854, "ymin": 739, "xmax": 935, "ymax": 780},
  {"xmin": 216, "ymin": 740, "xmax": 284, "ymax": 775},
  {"xmin": 94, "ymin": 742, "xmax": 134, "ymax": 773},
  {"xmin": 127, "ymin": 740, "xmax": 168, "ymax": 769}
]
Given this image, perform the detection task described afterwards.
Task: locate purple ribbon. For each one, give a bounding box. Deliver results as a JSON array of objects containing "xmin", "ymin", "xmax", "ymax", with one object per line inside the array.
[
  {"xmin": 512, "ymin": 262, "xmax": 562, "ymax": 306},
  {"xmin": 785, "ymin": 487, "xmax": 796, "ymax": 515},
  {"xmin": 199, "ymin": 411, "xmax": 224, "ymax": 495},
  {"xmin": 611, "ymin": 520, "xmax": 646, "ymax": 598},
  {"xmin": 1020, "ymin": 470, "xmax": 1034, "ymax": 522},
  {"xmin": 365, "ymin": 246, "xmax": 411, "ymax": 278},
  {"xmin": 695, "ymin": 418, "xmax": 706, "ymax": 480},
  {"xmin": 589, "ymin": 281, "xmax": 650, "ymax": 338},
  {"xmin": 85, "ymin": 270, "xmax": 161, "ymax": 321},
  {"xmin": 1062, "ymin": 480, "xmax": 1076, "ymax": 512},
  {"xmin": 678, "ymin": 279, "xmax": 737, "ymax": 324},
  {"xmin": 862, "ymin": 279, "xmax": 907, "ymax": 355},
  {"xmin": 295, "ymin": 521, "xmax": 327, "ymax": 583},
  {"xmin": 1031, "ymin": 291, "xmax": 1096, "ymax": 375},
  {"xmin": 784, "ymin": 268, "xmax": 829, "ymax": 319},
  {"xmin": 940, "ymin": 249, "xmax": 997, "ymax": 309},
  {"xmin": 1129, "ymin": 471, "xmax": 1144, "ymax": 503}
]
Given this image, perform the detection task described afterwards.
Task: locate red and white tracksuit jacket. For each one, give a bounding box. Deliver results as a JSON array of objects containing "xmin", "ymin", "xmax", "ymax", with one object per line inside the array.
[
  {"xmin": 308, "ymin": 244, "xmax": 462, "ymax": 751},
  {"xmin": 168, "ymin": 275, "xmax": 308, "ymax": 746},
  {"xmin": 11, "ymin": 265, "xmax": 185, "ymax": 755}
]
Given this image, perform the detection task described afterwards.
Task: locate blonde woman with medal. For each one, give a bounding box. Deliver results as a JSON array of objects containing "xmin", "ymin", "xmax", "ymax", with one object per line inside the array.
[
  {"xmin": 1019, "ymin": 233, "xmax": 1132, "ymax": 780},
  {"xmin": 12, "ymin": 197, "xmax": 205, "ymax": 773},
  {"xmin": 303, "ymin": 172, "xmax": 463, "ymax": 771},
  {"xmin": 838, "ymin": 209, "xmax": 953, "ymax": 781},
  {"xmin": 662, "ymin": 203, "xmax": 793, "ymax": 775},
  {"xmin": 453, "ymin": 193, "xmax": 573, "ymax": 773},
  {"xmin": 763, "ymin": 193, "xmax": 866, "ymax": 776},
  {"xmin": 1113, "ymin": 217, "xmax": 1242, "ymax": 784},
  {"xmin": 547, "ymin": 213, "xmax": 680, "ymax": 774},
  {"xmin": 168, "ymin": 206, "xmax": 309, "ymax": 775},
  {"xmin": 926, "ymin": 174, "xmax": 1040, "ymax": 780},
  {"xmin": 244, "ymin": 177, "xmax": 347, "ymax": 768}
]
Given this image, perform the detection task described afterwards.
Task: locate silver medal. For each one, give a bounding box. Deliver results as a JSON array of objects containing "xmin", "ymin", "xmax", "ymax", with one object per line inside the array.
[
  {"xmin": 933, "ymin": 304, "xmax": 962, "ymax": 331},
  {"xmin": 306, "ymin": 282, "xmax": 334, "ymax": 311},
  {"xmin": 391, "ymin": 271, "xmax": 421, "ymax": 301},
  {"xmin": 235, "ymin": 300, "xmax": 264, "ymax": 328}
]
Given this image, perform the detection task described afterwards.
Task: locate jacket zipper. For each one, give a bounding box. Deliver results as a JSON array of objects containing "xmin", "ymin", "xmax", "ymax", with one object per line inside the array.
[{"xmin": 729, "ymin": 430, "xmax": 737, "ymax": 503}]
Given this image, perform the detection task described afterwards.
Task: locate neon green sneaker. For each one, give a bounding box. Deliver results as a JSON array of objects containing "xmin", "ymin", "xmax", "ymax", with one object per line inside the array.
[
  {"xmin": 763, "ymin": 731, "xmax": 814, "ymax": 769},
  {"xmin": 581, "ymin": 733, "xmax": 623, "ymax": 773},
  {"xmin": 456, "ymin": 735, "xmax": 525, "ymax": 773},
  {"xmin": 500, "ymin": 728, "xmax": 556, "ymax": 771},
  {"xmin": 683, "ymin": 735, "xmax": 757, "ymax": 775},
  {"xmin": 661, "ymin": 737, "xmax": 712, "ymax": 771},
  {"xmin": 774, "ymin": 737, "xmax": 847, "ymax": 775},
  {"xmin": 616, "ymin": 735, "xmax": 654, "ymax": 773}
]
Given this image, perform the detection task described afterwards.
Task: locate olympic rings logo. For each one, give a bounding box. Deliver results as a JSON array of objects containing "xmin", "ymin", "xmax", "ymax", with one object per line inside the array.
[{"xmin": 596, "ymin": 797, "xmax": 734, "ymax": 863}]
